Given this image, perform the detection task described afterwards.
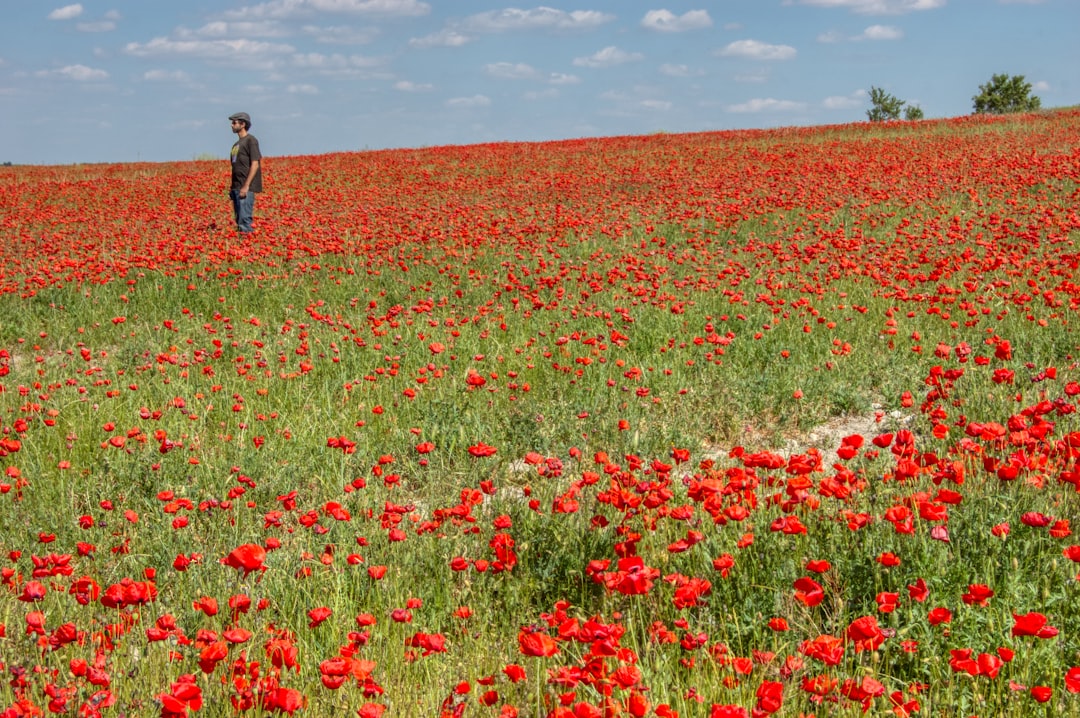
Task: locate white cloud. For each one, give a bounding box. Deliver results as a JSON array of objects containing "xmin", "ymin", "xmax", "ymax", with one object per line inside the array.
[
  {"xmin": 143, "ymin": 69, "xmax": 190, "ymax": 82},
  {"xmin": 409, "ymin": 29, "xmax": 470, "ymax": 48},
  {"xmin": 124, "ymin": 37, "xmax": 295, "ymax": 67},
  {"xmin": 76, "ymin": 20, "xmax": 116, "ymax": 32},
  {"xmin": 484, "ymin": 63, "xmax": 577, "ymax": 85},
  {"xmin": 303, "ymin": 24, "xmax": 379, "ymax": 43},
  {"xmin": 287, "ymin": 83, "xmax": 319, "ymax": 94},
  {"xmin": 190, "ymin": 21, "xmax": 290, "ymax": 38},
  {"xmin": 719, "ymin": 39, "xmax": 796, "ymax": 60},
  {"xmin": 1033, "ymin": 80, "xmax": 1050, "ymax": 91},
  {"xmin": 486, "ymin": 62, "xmax": 540, "ymax": 80},
  {"xmin": 548, "ymin": 72, "xmax": 581, "ymax": 85},
  {"xmin": 641, "ymin": 9, "xmax": 713, "ymax": 32},
  {"xmin": 394, "ymin": 80, "xmax": 432, "ymax": 91},
  {"xmin": 641, "ymin": 99, "xmax": 672, "ymax": 110},
  {"xmin": 735, "ymin": 70, "xmax": 770, "ymax": 83},
  {"xmin": 446, "ymin": 94, "xmax": 491, "ymax": 108},
  {"xmin": 857, "ymin": 24, "xmax": 903, "ymax": 39},
  {"xmin": 463, "ymin": 8, "xmax": 613, "ymax": 32},
  {"xmin": 788, "ymin": 0, "xmax": 945, "ymax": 14},
  {"xmin": 412, "ymin": 7, "xmax": 612, "ymax": 48},
  {"xmin": 823, "ymin": 89, "xmax": 866, "ymax": 109},
  {"xmin": 48, "ymin": 4, "xmax": 83, "ymax": 20},
  {"xmin": 291, "ymin": 52, "xmax": 381, "ymax": 70},
  {"xmin": 817, "ymin": 30, "xmax": 844, "ymax": 42},
  {"xmin": 37, "ymin": 64, "xmax": 108, "ymax": 81},
  {"xmin": 524, "ymin": 88, "xmax": 559, "ymax": 100},
  {"xmin": 727, "ymin": 97, "xmax": 805, "ymax": 113},
  {"xmin": 573, "ymin": 46, "xmax": 644, "ymax": 68},
  {"xmin": 659, "ymin": 63, "xmax": 703, "ymax": 77},
  {"xmin": 224, "ymin": 0, "xmax": 430, "ymax": 20}
]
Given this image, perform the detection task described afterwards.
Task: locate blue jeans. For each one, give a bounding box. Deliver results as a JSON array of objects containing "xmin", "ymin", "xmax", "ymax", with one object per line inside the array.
[{"xmin": 230, "ymin": 189, "xmax": 256, "ymax": 233}]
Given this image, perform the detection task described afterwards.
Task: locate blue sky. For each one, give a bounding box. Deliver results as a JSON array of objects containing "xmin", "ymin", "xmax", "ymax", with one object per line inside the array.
[{"xmin": 2, "ymin": 0, "xmax": 1076, "ymax": 165}]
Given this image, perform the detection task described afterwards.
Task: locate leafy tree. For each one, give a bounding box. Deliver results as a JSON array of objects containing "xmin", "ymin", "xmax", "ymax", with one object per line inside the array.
[
  {"xmin": 866, "ymin": 87, "xmax": 904, "ymax": 122},
  {"xmin": 904, "ymin": 105, "xmax": 924, "ymax": 121},
  {"xmin": 972, "ymin": 74, "xmax": 1041, "ymax": 115}
]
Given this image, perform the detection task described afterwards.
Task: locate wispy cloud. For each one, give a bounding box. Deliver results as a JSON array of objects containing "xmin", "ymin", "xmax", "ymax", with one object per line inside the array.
[
  {"xmin": 485, "ymin": 62, "xmax": 541, "ymax": 80},
  {"xmin": 187, "ymin": 21, "xmax": 291, "ymax": 38},
  {"xmin": 727, "ymin": 97, "xmax": 805, "ymax": 112},
  {"xmin": 124, "ymin": 37, "xmax": 296, "ymax": 69},
  {"xmin": 394, "ymin": 80, "xmax": 433, "ymax": 91},
  {"xmin": 409, "ymin": 29, "xmax": 469, "ymax": 48},
  {"xmin": 856, "ymin": 24, "xmax": 903, "ymax": 39},
  {"xmin": 641, "ymin": 99, "xmax": 672, "ymax": 111},
  {"xmin": 823, "ymin": 89, "xmax": 867, "ymax": 109},
  {"xmin": 573, "ymin": 46, "xmax": 644, "ymax": 69},
  {"xmin": 641, "ymin": 9, "xmax": 713, "ymax": 32},
  {"xmin": 76, "ymin": 20, "xmax": 117, "ymax": 32},
  {"xmin": 446, "ymin": 94, "xmax": 491, "ymax": 108},
  {"xmin": 290, "ymin": 52, "xmax": 382, "ymax": 72},
  {"xmin": 719, "ymin": 39, "xmax": 797, "ymax": 60},
  {"xmin": 659, "ymin": 63, "xmax": 703, "ymax": 77},
  {"xmin": 143, "ymin": 69, "xmax": 191, "ymax": 82},
  {"xmin": 48, "ymin": 4, "xmax": 83, "ymax": 20},
  {"xmin": 483, "ymin": 63, "xmax": 580, "ymax": 85},
  {"xmin": 462, "ymin": 8, "xmax": 613, "ymax": 32},
  {"xmin": 411, "ymin": 7, "xmax": 612, "ymax": 48},
  {"xmin": 224, "ymin": 0, "xmax": 430, "ymax": 20},
  {"xmin": 36, "ymin": 64, "xmax": 108, "ymax": 81},
  {"xmin": 787, "ymin": 0, "xmax": 945, "ymax": 14},
  {"xmin": 302, "ymin": 24, "xmax": 380, "ymax": 44}
]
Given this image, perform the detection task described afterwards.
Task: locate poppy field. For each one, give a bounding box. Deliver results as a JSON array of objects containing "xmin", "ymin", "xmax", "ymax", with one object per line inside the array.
[{"xmin": 2, "ymin": 110, "xmax": 1080, "ymax": 717}]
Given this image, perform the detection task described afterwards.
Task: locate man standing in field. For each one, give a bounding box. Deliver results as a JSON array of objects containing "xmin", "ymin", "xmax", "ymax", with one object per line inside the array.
[{"xmin": 228, "ymin": 111, "xmax": 262, "ymax": 234}]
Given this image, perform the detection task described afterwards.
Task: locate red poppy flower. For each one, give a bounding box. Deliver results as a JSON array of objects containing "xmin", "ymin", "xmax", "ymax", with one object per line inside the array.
[
  {"xmin": 222, "ymin": 543, "xmax": 267, "ymax": 577},
  {"xmin": 503, "ymin": 664, "xmax": 527, "ymax": 682},
  {"xmin": 1064, "ymin": 666, "xmax": 1080, "ymax": 694},
  {"xmin": 799, "ymin": 634, "xmax": 844, "ymax": 666},
  {"xmin": 518, "ymin": 630, "xmax": 559, "ymax": 657},
  {"xmin": 158, "ymin": 675, "xmax": 202, "ymax": 717},
  {"xmin": 876, "ymin": 591, "xmax": 899, "ymax": 613},
  {"xmin": 1011, "ymin": 612, "xmax": 1059, "ymax": 639},
  {"xmin": 262, "ymin": 687, "xmax": 306, "ymax": 714},
  {"xmin": 793, "ymin": 577, "xmax": 824, "ymax": 607},
  {"xmin": 927, "ymin": 607, "xmax": 952, "ymax": 625},
  {"xmin": 308, "ymin": 606, "xmax": 332, "ymax": 628},
  {"xmin": 755, "ymin": 680, "xmax": 783, "ymax": 714},
  {"xmin": 708, "ymin": 705, "xmax": 748, "ymax": 718},
  {"xmin": 468, "ymin": 442, "xmax": 497, "ymax": 457},
  {"xmin": 978, "ymin": 652, "xmax": 1004, "ymax": 678},
  {"xmin": 1030, "ymin": 686, "xmax": 1053, "ymax": 703},
  {"xmin": 846, "ymin": 615, "xmax": 885, "ymax": 652},
  {"xmin": 767, "ymin": 617, "xmax": 789, "ymax": 632},
  {"xmin": 907, "ymin": 577, "xmax": 929, "ymax": 603},
  {"xmin": 961, "ymin": 583, "xmax": 994, "ymax": 606}
]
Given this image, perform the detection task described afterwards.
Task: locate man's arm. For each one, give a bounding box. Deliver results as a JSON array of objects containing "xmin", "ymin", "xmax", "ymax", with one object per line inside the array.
[{"xmin": 239, "ymin": 159, "xmax": 260, "ymax": 198}]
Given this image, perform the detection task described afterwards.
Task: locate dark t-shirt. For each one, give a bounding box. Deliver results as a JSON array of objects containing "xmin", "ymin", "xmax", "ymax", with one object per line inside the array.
[{"xmin": 230, "ymin": 134, "xmax": 263, "ymax": 192}]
